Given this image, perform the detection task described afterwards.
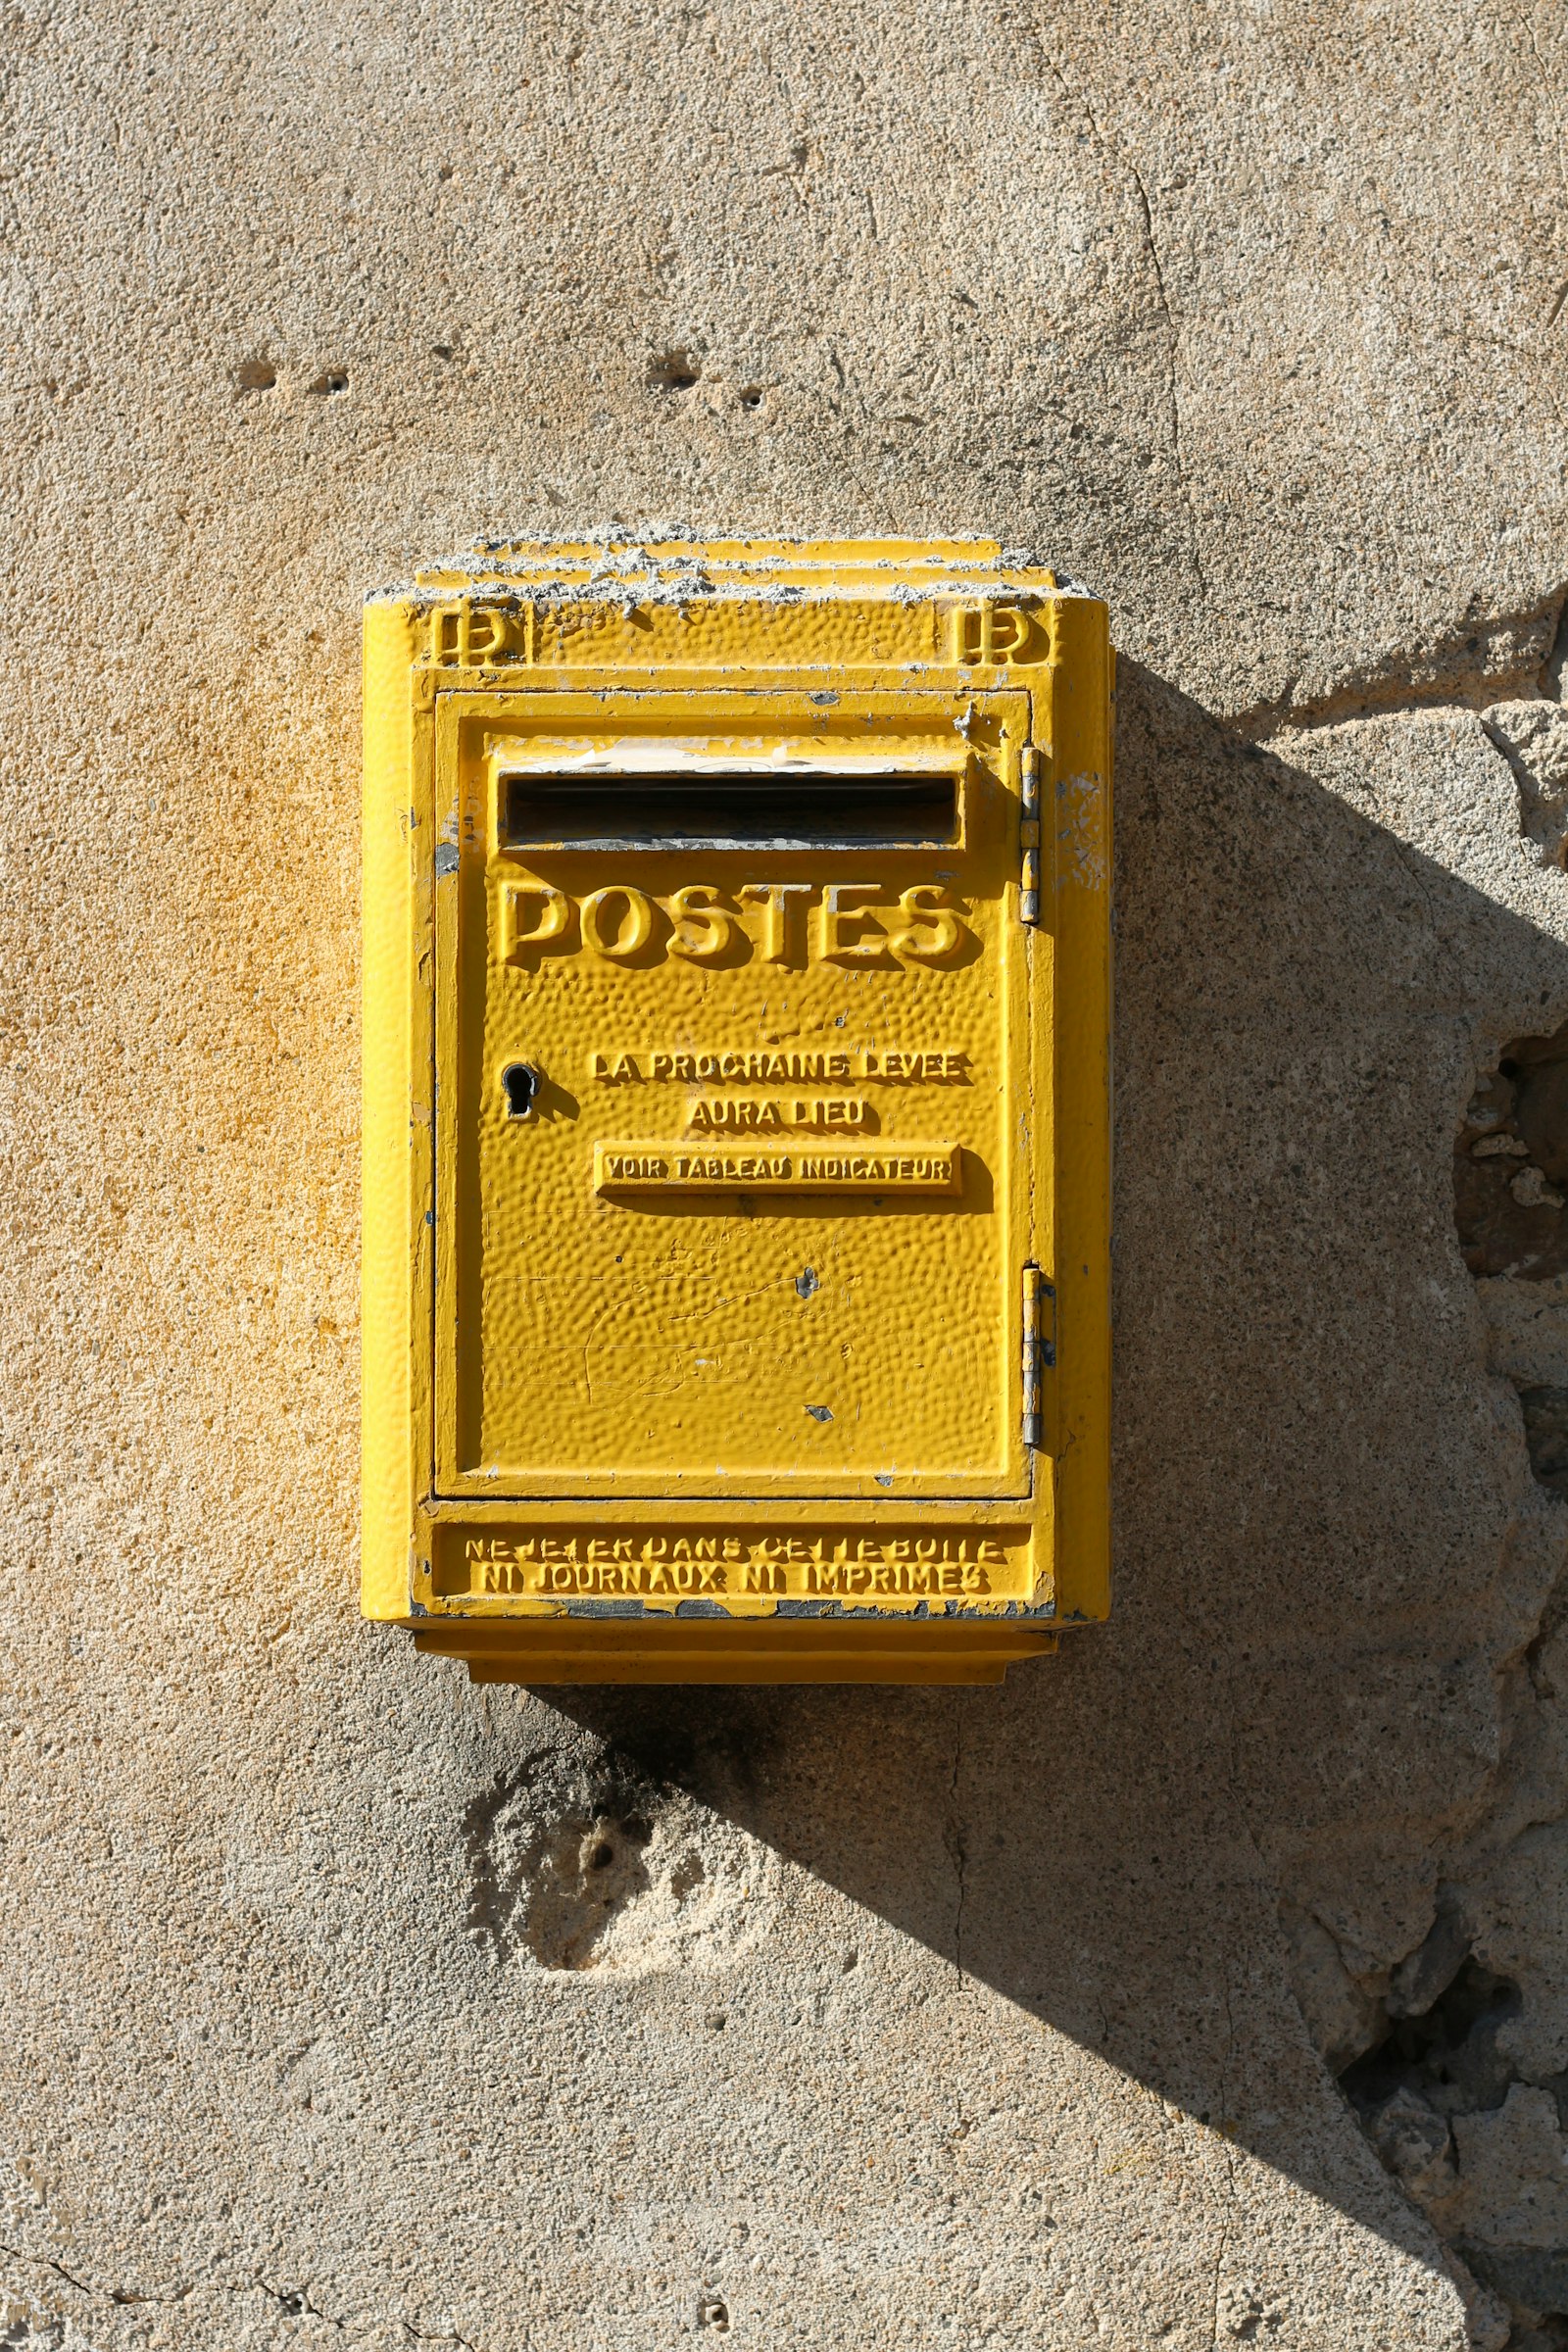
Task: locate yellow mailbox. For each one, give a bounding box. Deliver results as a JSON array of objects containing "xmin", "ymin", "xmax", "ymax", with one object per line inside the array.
[{"xmin": 362, "ymin": 540, "xmax": 1110, "ymax": 1684}]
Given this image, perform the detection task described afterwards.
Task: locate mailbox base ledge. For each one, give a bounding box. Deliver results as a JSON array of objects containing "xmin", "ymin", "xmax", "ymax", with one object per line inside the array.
[{"xmin": 406, "ymin": 1618, "xmax": 1057, "ymax": 1686}]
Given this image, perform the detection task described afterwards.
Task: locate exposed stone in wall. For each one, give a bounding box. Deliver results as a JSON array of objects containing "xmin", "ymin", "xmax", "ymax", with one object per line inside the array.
[
  {"xmin": 1457, "ymin": 1021, "xmax": 1568, "ymax": 1285},
  {"xmin": 1280, "ymin": 870, "xmax": 1568, "ymax": 2350}
]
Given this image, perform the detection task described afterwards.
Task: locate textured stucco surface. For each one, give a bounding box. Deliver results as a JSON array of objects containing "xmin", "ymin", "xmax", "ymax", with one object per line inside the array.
[{"xmin": 6, "ymin": 2, "xmax": 1568, "ymax": 2346}]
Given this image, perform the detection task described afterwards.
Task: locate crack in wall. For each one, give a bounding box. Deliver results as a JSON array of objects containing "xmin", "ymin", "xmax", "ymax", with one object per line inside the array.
[
  {"xmin": 1123, "ymin": 156, "xmax": 1208, "ymax": 600},
  {"xmin": 256, "ymin": 2272, "xmax": 345, "ymax": 2329},
  {"xmin": 1031, "ymin": 43, "xmax": 1207, "ymax": 594},
  {"xmin": 0, "ymin": 2245, "xmax": 189, "ymax": 2313},
  {"xmin": 1233, "ymin": 590, "xmax": 1568, "ymax": 741},
  {"xmin": 0, "ymin": 2241, "xmax": 491, "ymax": 2352}
]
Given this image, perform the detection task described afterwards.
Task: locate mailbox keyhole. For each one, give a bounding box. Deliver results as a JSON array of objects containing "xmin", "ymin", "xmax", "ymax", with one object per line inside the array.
[{"xmin": 502, "ymin": 1063, "xmax": 540, "ymax": 1119}]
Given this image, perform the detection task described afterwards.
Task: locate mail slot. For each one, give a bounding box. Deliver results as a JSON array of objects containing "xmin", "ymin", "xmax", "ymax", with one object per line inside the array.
[{"xmin": 362, "ymin": 539, "xmax": 1111, "ymax": 1683}]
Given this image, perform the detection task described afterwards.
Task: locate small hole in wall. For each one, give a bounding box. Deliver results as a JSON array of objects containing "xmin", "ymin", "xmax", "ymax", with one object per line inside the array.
[
  {"xmin": 432, "ymin": 343, "xmax": 455, "ymax": 361},
  {"xmin": 1342, "ymin": 1954, "xmax": 1523, "ymax": 2113},
  {"xmin": 647, "ymin": 349, "xmax": 701, "ymax": 393},
  {"xmin": 697, "ymin": 2294, "xmax": 729, "ymax": 2330},
  {"xmin": 1518, "ymin": 1387, "xmax": 1568, "ymax": 1497},
  {"xmin": 738, "ymin": 384, "xmax": 764, "ymax": 411},
  {"xmin": 1455, "ymin": 1017, "xmax": 1568, "ymax": 1280},
  {"xmin": 588, "ymin": 1841, "xmax": 615, "ymax": 1871},
  {"xmin": 233, "ymin": 357, "xmax": 276, "ymax": 393},
  {"xmin": 308, "ymin": 368, "xmax": 349, "ymax": 396}
]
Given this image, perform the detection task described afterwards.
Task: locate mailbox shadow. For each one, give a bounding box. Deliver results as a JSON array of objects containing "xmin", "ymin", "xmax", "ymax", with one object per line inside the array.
[{"xmin": 514, "ymin": 660, "xmax": 1568, "ymax": 2272}]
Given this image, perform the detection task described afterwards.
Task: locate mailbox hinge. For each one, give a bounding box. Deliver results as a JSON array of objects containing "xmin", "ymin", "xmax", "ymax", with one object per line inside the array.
[
  {"xmin": 1021, "ymin": 1262, "xmax": 1055, "ymax": 1447},
  {"xmin": 1019, "ymin": 743, "xmax": 1042, "ymax": 924}
]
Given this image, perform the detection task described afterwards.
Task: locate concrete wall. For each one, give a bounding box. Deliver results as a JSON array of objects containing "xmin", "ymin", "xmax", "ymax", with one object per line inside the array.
[{"xmin": 5, "ymin": 3, "xmax": 1568, "ymax": 2346}]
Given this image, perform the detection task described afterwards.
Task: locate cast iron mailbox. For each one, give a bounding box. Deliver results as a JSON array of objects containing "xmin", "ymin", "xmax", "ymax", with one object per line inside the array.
[{"xmin": 362, "ymin": 539, "xmax": 1110, "ymax": 1683}]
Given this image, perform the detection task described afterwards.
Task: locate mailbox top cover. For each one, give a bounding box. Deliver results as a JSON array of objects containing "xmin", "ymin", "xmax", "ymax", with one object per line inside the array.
[{"xmin": 362, "ymin": 539, "xmax": 1111, "ymax": 1680}]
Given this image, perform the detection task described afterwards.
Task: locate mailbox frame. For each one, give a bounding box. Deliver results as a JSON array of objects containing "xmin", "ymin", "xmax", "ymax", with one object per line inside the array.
[{"xmin": 362, "ymin": 540, "xmax": 1111, "ymax": 1685}]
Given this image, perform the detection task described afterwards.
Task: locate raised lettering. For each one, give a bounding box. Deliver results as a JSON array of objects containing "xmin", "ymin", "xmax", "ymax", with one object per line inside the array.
[
  {"xmin": 817, "ymin": 882, "xmax": 892, "ymax": 964},
  {"xmin": 581, "ymin": 885, "xmax": 654, "ymax": 958},
  {"xmin": 442, "ymin": 1524, "xmax": 1027, "ymax": 1601},
  {"xmin": 493, "ymin": 885, "xmax": 975, "ymax": 967},
  {"xmin": 892, "ymin": 882, "xmax": 966, "ymax": 963},
  {"xmin": 430, "ymin": 603, "xmax": 515, "ymax": 666},
  {"xmin": 667, "ymin": 882, "xmax": 737, "ymax": 962},
  {"xmin": 503, "ymin": 883, "xmax": 571, "ymax": 959},
  {"xmin": 951, "ymin": 604, "xmax": 1046, "ymax": 666},
  {"xmin": 739, "ymin": 880, "xmax": 811, "ymax": 963}
]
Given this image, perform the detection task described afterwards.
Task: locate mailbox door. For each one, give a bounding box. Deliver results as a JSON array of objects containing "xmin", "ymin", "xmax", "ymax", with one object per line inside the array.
[{"xmin": 432, "ymin": 689, "xmax": 1039, "ymax": 1504}]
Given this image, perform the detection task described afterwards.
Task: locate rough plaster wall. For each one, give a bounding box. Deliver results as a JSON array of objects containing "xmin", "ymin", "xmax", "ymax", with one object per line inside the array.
[{"xmin": 3, "ymin": 1, "xmax": 1568, "ymax": 2346}]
